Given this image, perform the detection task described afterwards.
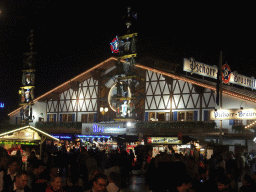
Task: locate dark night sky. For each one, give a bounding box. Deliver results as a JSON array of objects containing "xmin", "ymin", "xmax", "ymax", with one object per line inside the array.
[{"xmin": 0, "ymin": 1, "xmax": 255, "ymax": 120}]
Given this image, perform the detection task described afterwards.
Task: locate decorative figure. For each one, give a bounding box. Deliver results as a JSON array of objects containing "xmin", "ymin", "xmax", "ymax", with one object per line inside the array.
[
  {"xmin": 31, "ymin": 73, "xmax": 35, "ymax": 85},
  {"xmin": 121, "ymin": 101, "xmax": 128, "ymax": 117},
  {"xmin": 31, "ymin": 88, "xmax": 34, "ymax": 100},
  {"xmin": 25, "ymin": 89, "xmax": 30, "ymax": 102},
  {"xmin": 131, "ymin": 35, "xmax": 136, "ymax": 53},
  {"xmin": 21, "ymin": 89, "xmax": 25, "ymax": 103},
  {"xmin": 26, "ymin": 73, "xmax": 31, "ymax": 84},
  {"xmin": 22, "ymin": 73, "xmax": 26, "ymax": 86}
]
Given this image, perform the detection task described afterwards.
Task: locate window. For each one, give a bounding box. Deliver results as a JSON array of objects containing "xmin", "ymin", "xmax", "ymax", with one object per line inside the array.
[
  {"xmin": 177, "ymin": 111, "xmax": 194, "ymax": 121},
  {"xmin": 88, "ymin": 114, "xmax": 94, "ymax": 122},
  {"xmin": 178, "ymin": 111, "xmax": 185, "ymax": 121},
  {"xmin": 49, "ymin": 114, "xmax": 55, "ymax": 122},
  {"xmin": 166, "ymin": 112, "xmax": 170, "ymax": 121},
  {"xmin": 149, "ymin": 112, "xmax": 156, "ymax": 121},
  {"xmin": 61, "ymin": 114, "xmax": 74, "ymax": 122},
  {"xmin": 81, "ymin": 113, "xmax": 95, "ymax": 123},
  {"xmin": 186, "ymin": 111, "xmax": 194, "ymax": 121},
  {"xmin": 81, "ymin": 114, "xmax": 88, "ymax": 123},
  {"xmin": 234, "ymin": 120, "xmax": 243, "ymax": 126},
  {"xmin": 157, "ymin": 112, "xmax": 165, "ymax": 121}
]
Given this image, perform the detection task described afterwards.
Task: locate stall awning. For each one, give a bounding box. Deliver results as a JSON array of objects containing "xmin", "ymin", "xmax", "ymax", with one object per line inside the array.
[{"xmin": 0, "ymin": 125, "xmax": 59, "ymax": 142}]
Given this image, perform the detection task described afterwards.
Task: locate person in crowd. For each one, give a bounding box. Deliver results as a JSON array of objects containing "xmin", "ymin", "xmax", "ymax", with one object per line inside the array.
[
  {"xmin": 15, "ymin": 149, "xmax": 23, "ymax": 170},
  {"xmin": 45, "ymin": 174, "xmax": 64, "ymax": 192},
  {"xmin": 106, "ymin": 172, "xmax": 121, "ymax": 192},
  {"xmin": 216, "ymin": 174, "xmax": 234, "ymax": 192},
  {"xmin": 85, "ymin": 173, "xmax": 108, "ymax": 192},
  {"xmin": 13, "ymin": 170, "xmax": 30, "ymax": 192},
  {"xmin": 174, "ymin": 174, "xmax": 192, "ymax": 192},
  {"xmin": 28, "ymin": 160, "xmax": 47, "ymax": 192},
  {"xmin": 0, "ymin": 148, "xmax": 9, "ymax": 171},
  {"xmin": 0, "ymin": 156, "xmax": 20, "ymax": 192},
  {"xmin": 239, "ymin": 174, "xmax": 255, "ymax": 192},
  {"xmin": 27, "ymin": 151, "xmax": 38, "ymax": 166}
]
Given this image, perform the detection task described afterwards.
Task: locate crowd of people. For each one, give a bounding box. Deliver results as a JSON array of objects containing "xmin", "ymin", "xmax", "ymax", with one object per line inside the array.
[
  {"xmin": 0, "ymin": 146, "xmax": 135, "ymax": 192},
  {"xmin": 145, "ymin": 149, "xmax": 256, "ymax": 192},
  {"xmin": 0, "ymin": 145, "xmax": 256, "ymax": 192}
]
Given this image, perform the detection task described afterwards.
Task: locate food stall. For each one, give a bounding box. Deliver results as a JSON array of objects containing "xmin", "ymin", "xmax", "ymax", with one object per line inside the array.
[{"xmin": 0, "ymin": 125, "xmax": 59, "ymax": 168}]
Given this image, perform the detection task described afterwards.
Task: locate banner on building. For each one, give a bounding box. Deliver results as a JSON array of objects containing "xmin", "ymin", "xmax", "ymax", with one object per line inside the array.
[{"xmin": 210, "ymin": 108, "xmax": 256, "ymax": 120}]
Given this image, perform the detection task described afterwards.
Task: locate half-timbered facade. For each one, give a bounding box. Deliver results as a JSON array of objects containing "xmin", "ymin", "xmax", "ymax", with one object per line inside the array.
[{"xmin": 8, "ymin": 57, "xmax": 256, "ymax": 150}]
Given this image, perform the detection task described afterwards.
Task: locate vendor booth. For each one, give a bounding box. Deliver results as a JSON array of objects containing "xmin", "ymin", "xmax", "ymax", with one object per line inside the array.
[{"xmin": 0, "ymin": 125, "xmax": 59, "ymax": 166}]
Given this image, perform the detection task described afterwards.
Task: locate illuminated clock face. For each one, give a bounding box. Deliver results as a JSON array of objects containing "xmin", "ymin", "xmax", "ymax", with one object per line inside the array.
[{"xmin": 108, "ymin": 82, "xmax": 131, "ymax": 112}]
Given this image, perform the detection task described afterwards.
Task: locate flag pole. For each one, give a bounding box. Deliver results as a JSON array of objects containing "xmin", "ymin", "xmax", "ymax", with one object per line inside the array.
[{"xmin": 219, "ymin": 51, "xmax": 223, "ymax": 144}]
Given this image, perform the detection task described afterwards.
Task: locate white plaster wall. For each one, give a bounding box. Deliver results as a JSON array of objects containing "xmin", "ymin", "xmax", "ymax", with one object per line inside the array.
[
  {"xmin": 29, "ymin": 101, "xmax": 47, "ymax": 126},
  {"xmin": 248, "ymin": 140, "xmax": 256, "ymax": 152},
  {"xmin": 9, "ymin": 112, "xmax": 20, "ymax": 124}
]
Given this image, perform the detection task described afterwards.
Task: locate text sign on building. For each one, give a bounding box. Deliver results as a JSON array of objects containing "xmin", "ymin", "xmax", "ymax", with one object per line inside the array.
[
  {"xmin": 210, "ymin": 108, "xmax": 256, "ymax": 120},
  {"xmin": 0, "ymin": 103, "xmax": 4, "ymax": 108},
  {"xmin": 147, "ymin": 137, "xmax": 182, "ymax": 144},
  {"xmin": 183, "ymin": 58, "xmax": 256, "ymax": 90},
  {"xmin": 183, "ymin": 58, "xmax": 218, "ymax": 79}
]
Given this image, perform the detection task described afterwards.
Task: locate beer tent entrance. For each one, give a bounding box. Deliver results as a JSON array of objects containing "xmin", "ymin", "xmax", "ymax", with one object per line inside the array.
[{"xmin": 0, "ymin": 125, "xmax": 59, "ymax": 159}]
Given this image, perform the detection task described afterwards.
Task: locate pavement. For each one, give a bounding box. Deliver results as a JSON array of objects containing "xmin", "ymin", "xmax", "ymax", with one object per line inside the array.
[{"xmin": 122, "ymin": 170, "xmax": 150, "ymax": 192}]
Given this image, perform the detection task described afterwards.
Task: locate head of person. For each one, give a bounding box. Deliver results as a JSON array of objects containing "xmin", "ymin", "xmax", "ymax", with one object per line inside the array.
[
  {"xmin": 32, "ymin": 160, "xmax": 45, "ymax": 175},
  {"xmin": 49, "ymin": 164, "xmax": 59, "ymax": 177},
  {"xmin": 50, "ymin": 174, "xmax": 62, "ymax": 191},
  {"xmin": 92, "ymin": 173, "xmax": 108, "ymax": 192},
  {"xmin": 7, "ymin": 156, "xmax": 19, "ymax": 174},
  {"xmin": 242, "ymin": 174, "xmax": 253, "ymax": 186},
  {"xmin": 176, "ymin": 174, "xmax": 192, "ymax": 192},
  {"xmin": 15, "ymin": 170, "xmax": 29, "ymax": 190},
  {"xmin": 216, "ymin": 175, "xmax": 230, "ymax": 191}
]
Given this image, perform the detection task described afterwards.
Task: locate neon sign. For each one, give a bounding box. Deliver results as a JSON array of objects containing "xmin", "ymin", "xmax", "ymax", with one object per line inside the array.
[
  {"xmin": 93, "ymin": 124, "xmax": 104, "ymax": 133},
  {"xmin": 0, "ymin": 103, "xmax": 4, "ymax": 108}
]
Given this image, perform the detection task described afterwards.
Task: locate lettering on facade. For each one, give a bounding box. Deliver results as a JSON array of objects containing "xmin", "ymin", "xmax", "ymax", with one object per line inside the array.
[
  {"xmin": 183, "ymin": 58, "xmax": 256, "ymax": 90},
  {"xmin": 93, "ymin": 124, "xmax": 121, "ymax": 133},
  {"xmin": 187, "ymin": 58, "xmax": 217, "ymax": 78},
  {"xmin": 210, "ymin": 109, "xmax": 256, "ymax": 120}
]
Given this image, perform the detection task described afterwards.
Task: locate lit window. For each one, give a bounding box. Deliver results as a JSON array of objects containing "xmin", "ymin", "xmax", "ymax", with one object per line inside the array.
[
  {"xmin": 49, "ymin": 114, "xmax": 55, "ymax": 122},
  {"xmin": 178, "ymin": 111, "xmax": 185, "ymax": 121},
  {"xmin": 186, "ymin": 111, "xmax": 194, "ymax": 121},
  {"xmin": 149, "ymin": 112, "xmax": 156, "ymax": 121},
  {"xmin": 81, "ymin": 113, "xmax": 94, "ymax": 123}
]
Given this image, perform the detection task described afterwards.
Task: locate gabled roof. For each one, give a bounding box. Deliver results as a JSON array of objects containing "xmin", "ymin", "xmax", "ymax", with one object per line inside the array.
[
  {"xmin": 8, "ymin": 57, "xmax": 118, "ymax": 116},
  {"xmin": 8, "ymin": 57, "xmax": 256, "ymax": 116},
  {"xmin": 0, "ymin": 125, "xmax": 59, "ymax": 141}
]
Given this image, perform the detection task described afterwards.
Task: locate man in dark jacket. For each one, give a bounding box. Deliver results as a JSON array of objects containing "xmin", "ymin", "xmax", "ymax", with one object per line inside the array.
[
  {"xmin": 13, "ymin": 170, "xmax": 30, "ymax": 192},
  {"xmin": 0, "ymin": 156, "xmax": 20, "ymax": 192}
]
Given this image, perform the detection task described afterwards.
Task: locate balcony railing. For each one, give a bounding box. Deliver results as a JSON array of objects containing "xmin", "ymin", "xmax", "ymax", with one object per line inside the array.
[
  {"xmin": 35, "ymin": 122, "xmax": 82, "ymax": 134},
  {"xmin": 136, "ymin": 121, "xmax": 217, "ymax": 135}
]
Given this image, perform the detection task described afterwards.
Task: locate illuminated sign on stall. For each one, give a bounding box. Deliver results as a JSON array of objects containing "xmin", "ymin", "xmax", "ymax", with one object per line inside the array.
[
  {"xmin": 183, "ymin": 58, "xmax": 256, "ymax": 89},
  {"xmin": 147, "ymin": 137, "xmax": 182, "ymax": 144},
  {"xmin": 210, "ymin": 108, "xmax": 256, "ymax": 120},
  {"xmin": 0, "ymin": 103, "xmax": 4, "ymax": 108}
]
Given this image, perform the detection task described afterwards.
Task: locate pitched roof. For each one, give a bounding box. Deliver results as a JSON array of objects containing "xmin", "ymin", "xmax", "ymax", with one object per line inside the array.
[
  {"xmin": 8, "ymin": 57, "xmax": 256, "ymax": 116},
  {"xmin": 0, "ymin": 125, "xmax": 59, "ymax": 141}
]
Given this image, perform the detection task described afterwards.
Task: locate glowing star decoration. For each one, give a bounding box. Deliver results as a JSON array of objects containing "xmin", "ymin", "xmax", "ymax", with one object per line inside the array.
[
  {"xmin": 110, "ymin": 36, "xmax": 119, "ymax": 53},
  {"xmin": 222, "ymin": 64, "xmax": 231, "ymax": 84}
]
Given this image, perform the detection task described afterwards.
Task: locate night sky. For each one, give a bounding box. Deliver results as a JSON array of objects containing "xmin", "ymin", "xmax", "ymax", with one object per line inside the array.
[{"xmin": 0, "ymin": 1, "xmax": 255, "ymax": 121}]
